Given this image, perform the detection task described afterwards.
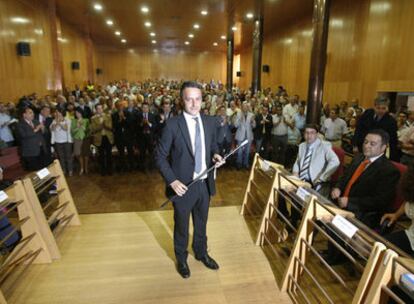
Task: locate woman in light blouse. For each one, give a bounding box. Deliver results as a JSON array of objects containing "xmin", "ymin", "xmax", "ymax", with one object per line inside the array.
[
  {"xmin": 71, "ymin": 108, "xmax": 89, "ymax": 175},
  {"xmin": 50, "ymin": 108, "xmax": 73, "ymax": 176}
]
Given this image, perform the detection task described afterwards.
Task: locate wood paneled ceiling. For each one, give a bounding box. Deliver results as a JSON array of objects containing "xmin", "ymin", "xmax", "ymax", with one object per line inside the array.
[{"xmin": 52, "ymin": 0, "xmax": 313, "ymax": 52}]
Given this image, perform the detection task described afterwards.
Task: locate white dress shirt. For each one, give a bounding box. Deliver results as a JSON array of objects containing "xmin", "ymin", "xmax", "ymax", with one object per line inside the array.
[
  {"xmin": 0, "ymin": 113, "xmax": 14, "ymax": 143},
  {"xmin": 183, "ymin": 112, "xmax": 207, "ymax": 179},
  {"xmin": 323, "ymin": 117, "xmax": 347, "ymax": 140}
]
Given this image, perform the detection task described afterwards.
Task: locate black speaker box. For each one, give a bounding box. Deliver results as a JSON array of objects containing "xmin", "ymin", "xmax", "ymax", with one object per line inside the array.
[
  {"xmin": 236, "ymin": 71, "xmax": 242, "ymax": 77},
  {"xmin": 96, "ymin": 68, "xmax": 103, "ymax": 75},
  {"xmin": 16, "ymin": 42, "xmax": 31, "ymax": 56},
  {"xmin": 71, "ymin": 61, "xmax": 80, "ymax": 70},
  {"xmin": 262, "ymin": 65, "xmax": 270, "ymax": 73}
]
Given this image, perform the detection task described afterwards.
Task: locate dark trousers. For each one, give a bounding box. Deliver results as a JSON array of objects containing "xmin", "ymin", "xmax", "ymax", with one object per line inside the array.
[
  {"xmin": 115, "ymin": 141, "xmax": 135, "ymax": 171},
  {"xmin": 22, "ymin": 149, "xmax": 48, "ymax": 171},
  {"xmin": 98, "ymin": 136, "xmax": 112, "ymax": 174},
  {"xmin": 173, "ymin": 180, "xmax": 210, "ymax": 264},
  {"xmin": 271, "ymin": 134, "xmax": 288, "ymax": 166},
  {"xmin": 139, "ymin": 134, "xmax": 154, "ymax": 168},
  {"xmin": 385, "ymin": 230, "xmax": 414, "ymax": 257}
]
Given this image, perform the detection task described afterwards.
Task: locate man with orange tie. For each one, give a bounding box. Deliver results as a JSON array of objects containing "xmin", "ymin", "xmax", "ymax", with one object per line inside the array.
[{"xmin": 331, "ymin": 129, "xmax": 400, "ymax": 229}]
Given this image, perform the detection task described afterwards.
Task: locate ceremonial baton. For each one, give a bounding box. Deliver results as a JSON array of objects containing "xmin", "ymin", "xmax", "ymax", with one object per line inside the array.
[{"xmin": 160, "ymin": 139, "xmax": 249, "ymax": 208}]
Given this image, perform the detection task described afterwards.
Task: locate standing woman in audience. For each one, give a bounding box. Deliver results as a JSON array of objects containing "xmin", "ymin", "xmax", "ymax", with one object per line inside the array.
[
  {"xmin": 90, "ymin": 104, "xmax": 113, "ymax": 175},
  {"xmin": 381, "ymin": 164, "xmax": 414, "ymax": 257},
  {"xmin": 71, "ymin": 108, "xmax": 89, "ymax": 175},
  {"xmin": 50, "ymin": 108, "xmax": 74, "ymax": 176}
]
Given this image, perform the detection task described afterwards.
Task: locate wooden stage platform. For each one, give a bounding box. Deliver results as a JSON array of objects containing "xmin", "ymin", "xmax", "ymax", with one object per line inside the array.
[{"xmin": 7, "ymin": 206, "xmax": 291, "ymax": 304}]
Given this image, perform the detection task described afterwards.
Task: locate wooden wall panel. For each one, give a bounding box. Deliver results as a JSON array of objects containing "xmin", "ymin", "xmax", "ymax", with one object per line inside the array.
[
  {"xmin": 238, "ymin": 0, "xmax": 414, "ymax": 108},
  {"xmin": 0, "ymin": 0, "xmax": 54, "ymax": 101},
  {"xmin": 94, "ymin": 48, "xmax": 227, "ymax": 85},
  {"xmin": 59, "ymin": 20, "xmax": 89, "ymax": 90}
]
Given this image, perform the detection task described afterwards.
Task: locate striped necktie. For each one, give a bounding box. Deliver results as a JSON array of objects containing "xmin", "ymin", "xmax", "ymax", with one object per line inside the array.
[
  {"xmin": 299, "ymin": 145, "xmax": 313, "ymax": 181},
  {"xmin": 193, "ymin": 117, "xmax": 202, "ymax": 174}
]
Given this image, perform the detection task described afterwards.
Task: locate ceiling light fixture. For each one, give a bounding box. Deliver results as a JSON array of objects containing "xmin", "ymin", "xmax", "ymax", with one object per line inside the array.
[
  {"xmin": 115, "ymin": 31, "xmax": 121, "ymax": 36},
  {"xmin": 184, "ymin": 41, "xmax": 190, "ymax": 45},
  {"xmin": 220, "ymin": 35, "xmax": 226, "ymax": 40},
  {"xmin": 213, "ymin": 42, "xmax": 218, "ymax": 46},
  {"xmin": 106, "ymin": 19, "xmax": 113, "ymax": 26},
  {"xmin": 144, "ymin": 21, "xmax": 152, "ymax": 27},
  {"xmin": 231, "ymin": 26, "xmax": 237, "ymax": 31},
  {"xmin": 151, "ymin": 40, "xmax": 157, "ymax": 44},
  {"xmin": 246, "ymin": 13, "xmax": 254, "ymax": 19},
  {"xmin": 188, "ymin": 33, "xmax": 194, "ymax": 38},
  {"xmin": 193, "ymin": 23, "xmax": 200, "ymax": 29},
  {"xmin": 150, "ymin": 32, "xmax": 156, "ymax": 37},
  {"xmin": 10, "ymin": 17, "xmax": 30, "ymax": 24},
  {"xmin": 141, "ymin": 6, "xmax": 149, "ymax": 13},
  {"xmin": 201, "ymin": 10, "xmax": 208, "ymax": 15},
  {"xmin": 93, "ymin": 3, "xmax": 103, "ymax": 11},
  {"xmin": 121, "ymin": 39, "xmax": 127, "ymax": 43}
]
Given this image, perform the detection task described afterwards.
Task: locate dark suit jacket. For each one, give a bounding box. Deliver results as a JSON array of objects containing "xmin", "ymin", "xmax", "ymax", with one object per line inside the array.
[
  {"xmin": 216, "ymin": 115, "xmax": 233, "ymax": 144},
  {"xmin": 137, "ymin": 112, "xmax": 157, "ymax": 137},
  {"xmin": 112, "ymin": 110, "xmax": 137, "ymax": 145},
  {"xmin": 353, "ymin": 109, "xmax": 398, "ymax": 161},
  {"xmin": 254, "ymin": 113, "xmax": 273, "ymax": 140},
  {"xmin": 155, "ymin": 114, "xmax": 219, "ymax": 199},
  {"xmin": 16, "ymin": 119, "xmax": 46, "ymax": 157},
  {"xmin": 336, "ymin": 154, "xmax": 400, "ymax": 228},
  {"xmin": 77, "ymin": 105, "xmax": 93, "ymax": 119}
]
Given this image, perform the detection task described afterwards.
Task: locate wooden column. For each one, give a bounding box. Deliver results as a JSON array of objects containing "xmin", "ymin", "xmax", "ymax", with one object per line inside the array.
[
  {"xmin": 47, "ymin": 0, "xmax": 63, "ymax": 91},
  {"xmin": 226, "ymin": 31, "xmax": 234, "ymax": 93},
  {"xmin": 306, "ymin": 0, "xmax": 331, "ymax": 124},
  {"xmin": 251, "ymin": 17, "xmax": 264, "ymax": 94}
]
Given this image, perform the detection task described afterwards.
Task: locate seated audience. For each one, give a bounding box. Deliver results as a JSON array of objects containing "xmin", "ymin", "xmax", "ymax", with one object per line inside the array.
[
  {"xmin": 332, "ymin": 129, "xmax": 400, "ymax": 229},
  {"xmin": 293, "ymin": 124, "xmax": 340, "ymax": 196}
]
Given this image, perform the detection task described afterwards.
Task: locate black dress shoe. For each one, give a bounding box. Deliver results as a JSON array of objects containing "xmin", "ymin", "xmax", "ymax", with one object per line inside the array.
[
  {"xmin": 177, "ymin": 262, "xmax": 191, "ymax": 279},
  {"xmin": 196, "ymin": 254, "xmax": 219, "ymax": 270}
]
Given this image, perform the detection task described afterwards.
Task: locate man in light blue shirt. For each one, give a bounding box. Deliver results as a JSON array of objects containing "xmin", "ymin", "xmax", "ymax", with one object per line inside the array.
[{"xmin": 0, "ymin": 103, "xmax": 15, "ymax": 147}]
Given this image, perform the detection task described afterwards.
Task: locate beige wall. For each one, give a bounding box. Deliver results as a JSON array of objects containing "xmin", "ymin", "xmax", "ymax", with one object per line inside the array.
[{"xmin": 94, "ymin": 47, "xmax": 226, "ymax": 85}]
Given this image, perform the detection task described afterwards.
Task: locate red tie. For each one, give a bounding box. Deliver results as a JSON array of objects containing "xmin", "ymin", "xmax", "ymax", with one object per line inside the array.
[{"xmin": 343, "ymin": 159, "xmax": 370, "ymax": 197}]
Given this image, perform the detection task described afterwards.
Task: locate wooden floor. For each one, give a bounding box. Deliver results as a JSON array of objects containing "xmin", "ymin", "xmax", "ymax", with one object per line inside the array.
[
  {"xmin": 67, "ymin": 167, "xmax": 250, "ymax": 214},
  {"xmin": 6, "ymin": 206, "xmax": 291, "ymax": 304}
]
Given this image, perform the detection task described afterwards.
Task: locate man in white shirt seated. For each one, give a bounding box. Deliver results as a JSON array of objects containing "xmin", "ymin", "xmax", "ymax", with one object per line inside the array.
[
  {"xmin": 293, "ymin": 124, "xmax": 340, "ymax": 196},
  {"xmin": 321, "ymin": 108, "xmax": 347, "ymax": 148}
]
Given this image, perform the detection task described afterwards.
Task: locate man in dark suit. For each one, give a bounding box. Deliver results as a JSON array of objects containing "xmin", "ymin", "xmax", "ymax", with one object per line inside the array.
[
  {"xmin": 156, "ymin": 100, "xmax": 174, "ymax": 139},
  {"xmin": 16, "ymin": 107, "xmax": 48, "ymax": 171},
  {"xmin": 216, "ymin": 105, "xmax": 233, "ymax": 156},
  {"xmin": 156, "ymin": 81, "xmax": 224, "ymax": 279},
  {"xmin": 254, "ymin": 105, "xmax": 273, "ymax": 158},
  {"xmin": 36, "ymin": 105, "xmax": 54, "ymax": 165},
  {"xmin": 112, "ymin": 104, "xmax": 136, "ymax": 172},
  {"xmin": 137, "ymin": 103, "xmax": 157, "ymax": 170},
  {"xmin": 352, "ymin": 96, "xmax": 398, "ymax": 161},
  {"xmin": 332, "ymin": 129, "xmax": 400, "ymax": 228},
  {"xmin": 77, "ymin": 98, "xmax": 93, "ymax": 119}
]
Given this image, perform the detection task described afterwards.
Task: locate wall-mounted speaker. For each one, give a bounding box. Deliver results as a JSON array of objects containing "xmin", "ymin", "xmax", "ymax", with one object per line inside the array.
[
  {"xmin": 71, "ymin": 61, "xmax": 80, "ymax": 70},
  {"xmin": 96, "ymin": 68, "xmax": 103, "ymax": 75},
  {"xmin": 236, "ymin": 71, "xmax": 242, "ymax": 77},
  {"xmin": 262, "ymin": 65, "xmax": 270, "ymax": 73},
  {"xmin": 16, "ymin": 42, "xmax": 31, "ymax": 56}
]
